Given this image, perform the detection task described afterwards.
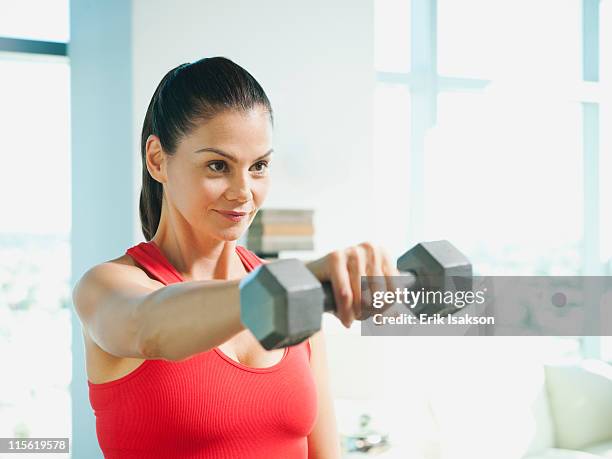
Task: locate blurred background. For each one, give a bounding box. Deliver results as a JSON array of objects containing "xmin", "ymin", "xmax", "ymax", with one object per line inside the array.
[{"xmin": 1, "ymin": 0, "xmax": 612, "ymax": 457}]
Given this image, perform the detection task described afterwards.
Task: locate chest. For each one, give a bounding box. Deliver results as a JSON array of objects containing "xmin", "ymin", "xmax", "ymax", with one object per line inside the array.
[
  {"xmin": 89, "ymin": 343, "xmax": 319, "ymax": 450},
  {"xmin": 218, "ymin": 330, "xmax": 286, "ymax": 368}
]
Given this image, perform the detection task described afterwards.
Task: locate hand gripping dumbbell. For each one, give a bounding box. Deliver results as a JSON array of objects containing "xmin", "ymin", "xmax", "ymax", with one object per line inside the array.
[{"xmin": 239, "ymin": 240, "xmax": 472, "ymax": 350}]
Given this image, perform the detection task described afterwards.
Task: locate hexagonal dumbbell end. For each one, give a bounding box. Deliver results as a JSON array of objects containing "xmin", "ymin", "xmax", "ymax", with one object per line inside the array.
[
  {"xmin": 239, "ymin": 258, "xmax": 326, "ymax": 350},
  {"xmin": 397, "ymin": 240, "xmax": 472, "ymax": 316}
]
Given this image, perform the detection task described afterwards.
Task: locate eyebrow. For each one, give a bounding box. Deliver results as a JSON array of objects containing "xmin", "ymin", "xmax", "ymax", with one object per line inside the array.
[{"xmin": 194, "ymin": 147, "xmax": 274, "ymax": 162}]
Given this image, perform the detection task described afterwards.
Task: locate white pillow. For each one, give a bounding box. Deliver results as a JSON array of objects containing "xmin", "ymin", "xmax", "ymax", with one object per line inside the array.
[
  {"xmin": 425, "ymin": 337, "xmax": 555, "ymax": 459},
  {"xmin": 524, "ymin": 447, "xmax": 604, "ymax": 459},
  {"xmin": 545, "ymin": 360, "xmax": 612, "ymax": 450}
]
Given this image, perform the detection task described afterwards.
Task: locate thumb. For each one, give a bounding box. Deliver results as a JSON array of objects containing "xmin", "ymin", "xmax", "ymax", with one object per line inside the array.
[{"xmin": 304, "ymin": 255, "xmax": 330, "ymax": 283}]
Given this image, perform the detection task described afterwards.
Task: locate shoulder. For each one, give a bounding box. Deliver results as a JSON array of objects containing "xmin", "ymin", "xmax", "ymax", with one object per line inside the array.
[
  {"xmin": 92, "ymin": 253, "xmax": 160, "ymax": 285},
  {"xmin": 74, "ymin": 254, "xmax": 162, "ymax": 302}
]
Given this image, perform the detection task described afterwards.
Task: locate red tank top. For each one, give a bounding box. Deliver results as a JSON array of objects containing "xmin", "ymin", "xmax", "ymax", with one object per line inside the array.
[{"xmin": 88, "ymin": 241, "xmax": 318, "ymax": 458}]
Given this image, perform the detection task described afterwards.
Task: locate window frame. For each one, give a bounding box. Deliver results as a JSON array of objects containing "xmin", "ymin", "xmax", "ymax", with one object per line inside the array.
[{"xmin": 0, "ymin": 36, "xmax": 67, "ymax": 56}]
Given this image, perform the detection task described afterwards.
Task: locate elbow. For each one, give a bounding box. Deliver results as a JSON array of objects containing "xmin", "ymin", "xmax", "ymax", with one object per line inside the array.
[
  {"xmin": 135, "ymin": 296, "xmax": 171, "ymax": 361},
  {"xmin": 137, "ymin": 309, "xmax": 165, "ymax": 360},
  {"xmin": 139, "ymin": 329, "xmax": 162, "ymax": 360},
  {"xmin": 139, "ymin": 327, "xmax": 187, "ymax": 362}
]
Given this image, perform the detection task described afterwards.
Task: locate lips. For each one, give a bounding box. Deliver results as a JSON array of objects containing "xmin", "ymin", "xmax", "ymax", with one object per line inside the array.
[{"xmin": 216, "ymin": 210, "xmax": 248, "ymax": 216}]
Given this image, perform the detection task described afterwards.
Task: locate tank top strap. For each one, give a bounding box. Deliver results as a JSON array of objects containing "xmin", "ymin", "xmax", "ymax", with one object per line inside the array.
[
  {"xmin": 126, "ymin": 241, "xmax": 184, "ymax": 285},
  {"xmin": 126, "ymin": 242, "xmax": 265, "ymax": 285},
  {"xmin": 235, "ymin": 245, "xmax": 266, "ymax": 270}
]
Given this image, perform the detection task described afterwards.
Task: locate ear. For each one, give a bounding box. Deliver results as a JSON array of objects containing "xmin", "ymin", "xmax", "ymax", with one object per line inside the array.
[{"xmin": 145, "ymin": 134, "xmax": 167, "ymax": 184}]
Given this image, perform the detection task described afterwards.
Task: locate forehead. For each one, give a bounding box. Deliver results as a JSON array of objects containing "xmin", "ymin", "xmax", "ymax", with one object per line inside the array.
[{"xmin": 185, "ymin": 108, "xmax": 272, "ymax": 148}]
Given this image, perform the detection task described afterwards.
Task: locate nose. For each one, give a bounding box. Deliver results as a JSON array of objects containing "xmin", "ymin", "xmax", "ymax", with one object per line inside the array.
[{"xmin": 223, "ymin": 170, "xmax": 253, "ymax": 203}]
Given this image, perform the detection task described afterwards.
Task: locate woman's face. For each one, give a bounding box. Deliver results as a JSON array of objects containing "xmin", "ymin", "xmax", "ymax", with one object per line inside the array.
[{"xmin": 157, "ymin": 106, "xmax": 273, "ymax": 242}]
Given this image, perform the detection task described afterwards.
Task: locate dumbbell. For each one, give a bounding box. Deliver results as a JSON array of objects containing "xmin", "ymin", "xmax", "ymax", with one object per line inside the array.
[{"xmin": 239, "ymin": 240, "xmax": 472, "ymax": 350}]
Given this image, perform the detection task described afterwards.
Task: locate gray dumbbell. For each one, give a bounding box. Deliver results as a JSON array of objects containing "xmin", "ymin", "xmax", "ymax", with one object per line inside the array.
[{"xmin": 239, "ymin": 240, "xmax": 472, "ymax": 350}]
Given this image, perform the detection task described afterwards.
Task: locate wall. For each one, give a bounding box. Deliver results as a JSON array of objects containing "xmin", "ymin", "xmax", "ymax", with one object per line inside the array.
[
  {"xmin": 130, "ymin": 0, "xmax": 376, "ymax": 256},
  {"xmin": 70, "ymin": 1, "xmax": 133, "ymax": 457}
]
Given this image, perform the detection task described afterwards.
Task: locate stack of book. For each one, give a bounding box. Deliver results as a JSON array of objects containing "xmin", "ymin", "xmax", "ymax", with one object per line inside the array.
[{"xmin": 247, "ymin": 209, "xmax": 314, "ymax": 256}]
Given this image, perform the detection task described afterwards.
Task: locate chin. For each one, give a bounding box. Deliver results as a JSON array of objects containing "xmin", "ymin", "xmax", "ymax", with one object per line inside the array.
[{"xmin": 214, "ymin": 228, "xmax": 245, "ymax": 242}]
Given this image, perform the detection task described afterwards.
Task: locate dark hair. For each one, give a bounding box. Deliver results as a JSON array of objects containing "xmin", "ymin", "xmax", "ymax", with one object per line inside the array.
[{"xmin": 139, "ymin": 56, "xmax": 274, "ymax": 241}]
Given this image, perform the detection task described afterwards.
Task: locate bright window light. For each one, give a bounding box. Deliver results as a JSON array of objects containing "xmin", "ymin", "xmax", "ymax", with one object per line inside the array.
[
  {"xmin": 423, "ymin": 88, "xmax": 582, "ymax": 275},
  {"xmin": 0, "ymin": 53, "xmax": 71, "ymax": 439},
  {"xmin": 0, "ymin": 0, "xmax": 70, "ymax": 42},
  {"xmin": 375, "ymin": 0, "xmax": 411, "ymax": 72},
  {"xmin": 437, "ymin": 0, "xmax": 582, "ymax": 83}
]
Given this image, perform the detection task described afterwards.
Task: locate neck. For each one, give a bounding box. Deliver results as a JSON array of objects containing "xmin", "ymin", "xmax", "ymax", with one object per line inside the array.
[
  {"xmin": 151, "ymin": 231, "xmax": 243, "ymax": 281},
  {"xmin": 150, "ymin": 208, "xmax": 245, "ymax": 281}
]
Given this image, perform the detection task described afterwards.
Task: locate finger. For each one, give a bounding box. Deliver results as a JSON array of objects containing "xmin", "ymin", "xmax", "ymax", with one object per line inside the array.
[
  {"xmin": 328, "ymin": 251, "xmax": 354, "ymax": 328},
  {"xmin": 345, "ymin": 247, "xmax": 363, "ymax": 324},
  {"xmin": 360, "ymin": 243, "xmax": 385, "ymax": 315},
  {"xmin": 379, "ymin": 249, "xmax": 401, "ymax": 314},
  {"xmin": 380, "ymin": 246, "xmax": 400, "ymax": 293}
]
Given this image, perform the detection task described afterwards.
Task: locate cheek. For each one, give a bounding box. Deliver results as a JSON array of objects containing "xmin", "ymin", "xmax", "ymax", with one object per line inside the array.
[
  {"xmin": 198, "ymin": 179, "xmax": 228, "ymax": 202},
  {"xmin": 252, "ymin": 178, "xmax": 271, "ymax": 203},
  {"xmin": 192, "ymin": 179, "xmax": 233, "ymax": 215},
  {"xmin": 166, "ymin": 168, "xmax": 215, "ymax": 209}
]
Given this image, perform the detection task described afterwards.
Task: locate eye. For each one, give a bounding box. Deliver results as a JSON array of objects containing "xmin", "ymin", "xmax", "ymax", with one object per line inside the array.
[
  {"xmin": 252, "ymin": 160, "xmax": 270, "ymax": 174},
  {"xmin": 206, "ymin": 160, "xmax": 270, "ymax": 174},
  {"xmin": 207, "ymin": 161, "xmax": 227, "ymax": 173}
]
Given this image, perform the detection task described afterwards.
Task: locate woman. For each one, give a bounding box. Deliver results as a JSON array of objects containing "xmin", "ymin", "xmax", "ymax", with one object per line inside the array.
[{"xmin": 73, "ymin": 57, "xmax": 399, "ymax": 458}]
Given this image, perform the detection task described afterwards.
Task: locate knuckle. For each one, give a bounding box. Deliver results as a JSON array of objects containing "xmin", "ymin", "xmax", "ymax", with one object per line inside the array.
[
  {"xmin": 362, "ymin": 242, "xmax": 380, "ymax": 262},
  {"xmin": 346, "ymin": 253, "xmax": 362, "ymax": 271},
  {"xmin": 337, "ymin": 288, "xmax": 352, "ymax": 308},
  {"xmin": 359, "ymin": 241, "xmax": 376, "ymax": 252},
  {"xmin": 328, "ymin": 250, "xmax": 344, "ymax": 264},
  {"xmin": 345, "ymin": 246, "xmax": 359, "ymax": 260}
]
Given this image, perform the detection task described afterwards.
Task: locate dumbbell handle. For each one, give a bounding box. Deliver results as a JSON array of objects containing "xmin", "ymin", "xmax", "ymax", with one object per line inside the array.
[{"xmin": 321, "ymin": 270, "xmax": 417, "ymax": 313}]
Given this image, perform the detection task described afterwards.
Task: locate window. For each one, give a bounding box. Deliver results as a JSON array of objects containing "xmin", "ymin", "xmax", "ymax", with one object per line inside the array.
[
  {"xmin": 437, "ymin": 0, "xmax": 581, "ymax": 83},
  {"xmin": 0, "ymin": 0, "xmax": 69, "ymax": 42},
  {"xmin": 374, "ymin": 0, "xmax": 411, "ymax": 73},
  {"xmin": 0, "ymin": 7, "xmax": 71, "ymax": 441},
  {"xmin": 425, "ymin": 90, "xmax": 582, "ymax": 276},
  {"xmin": 373, "ymin": 0, "xmax": 606, "ymax": 361}
]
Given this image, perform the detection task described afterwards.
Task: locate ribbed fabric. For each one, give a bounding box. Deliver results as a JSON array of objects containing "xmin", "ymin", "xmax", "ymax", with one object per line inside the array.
[{"xmin": 88, "ymin": 242, "xmax": 317, "ymax": 459}]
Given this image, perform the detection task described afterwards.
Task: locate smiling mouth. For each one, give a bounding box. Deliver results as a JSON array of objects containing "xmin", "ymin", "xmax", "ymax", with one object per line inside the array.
[
  {"xmin": 215, "ymin": 210, "xmax": 249, "ymax": 216},
  {"xmin": 214, "ymin": 210, "xmax": 250, "ymax": 222}
]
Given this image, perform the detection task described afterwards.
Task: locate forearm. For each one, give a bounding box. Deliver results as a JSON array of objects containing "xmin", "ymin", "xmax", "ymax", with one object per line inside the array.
[{"xmin": 137, "ymin": 279, "xmax": 245, "ymax": 361}]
